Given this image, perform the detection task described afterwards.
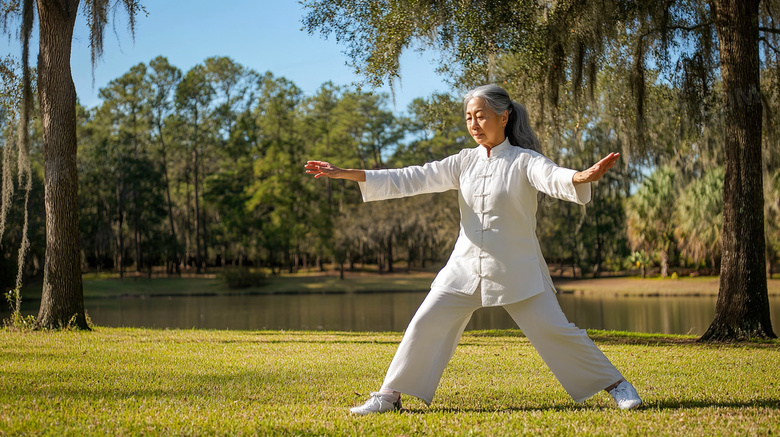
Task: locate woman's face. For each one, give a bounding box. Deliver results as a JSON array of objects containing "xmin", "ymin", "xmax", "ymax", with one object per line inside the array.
[{"xmin": 465, "ymin": 97, "xmax": 508, "ymax": 148}]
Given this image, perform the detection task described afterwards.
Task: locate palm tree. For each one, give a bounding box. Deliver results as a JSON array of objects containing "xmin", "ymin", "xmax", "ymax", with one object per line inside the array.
[
  {"xmin": 626, "ymin": 167, "xmax": 678, "ymax": 278},
  {"xmin": 675, "ymin": 168, "xmax": 724, "ymax": 272},
  {"xmin": 627, "ymin": 251, "xmax": 652, "ymax": 279},
  {"xmin": 2, "ymin": 0, "xmax": 143, "ymax": 329}
]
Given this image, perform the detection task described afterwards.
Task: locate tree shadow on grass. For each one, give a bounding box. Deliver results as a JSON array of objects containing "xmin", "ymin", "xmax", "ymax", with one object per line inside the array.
[
  {"xmin": 400, "ymin": 398, "xmax": 780, "ymax": 414},
  {"xmin": 254, "ymin": 339, "xmax": 401, "ymax": 346},
  {"xmin": 580, "ymin": 332, "xmax": 778, "ymax": 348},
  {"xmin": 1, "ymin": 368, "xmax": 338, "ymax": 404},
  {"xmin": 185, "ymin": 330, "xmax": 778, "ymax": 348},
  {"xmin": 464, "ymin": 329, "xmax": 780, "ymax": 348},
  {"xmin": 650, "ymin": 399, "xmax": 780, "ymax": 410}
]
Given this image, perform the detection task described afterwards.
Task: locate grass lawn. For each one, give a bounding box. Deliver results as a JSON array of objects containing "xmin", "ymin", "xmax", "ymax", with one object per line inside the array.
[
  {"xmin": 1, "ymin": 328, "xmax": 778, "ymax": 435},
  {"xmin": 17, "ymin": 271, "xmax": 438, "ymax": 301}
]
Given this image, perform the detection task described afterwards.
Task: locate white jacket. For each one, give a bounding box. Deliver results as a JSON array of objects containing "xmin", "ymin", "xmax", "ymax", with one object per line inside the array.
[{"xmin": 358, "ymin": 138, "xmax": 591, "ymax": 306}]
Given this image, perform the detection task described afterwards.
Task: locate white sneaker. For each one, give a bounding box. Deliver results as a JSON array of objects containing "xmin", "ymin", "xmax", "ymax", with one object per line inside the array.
[
  {"xmin": 609, "ymin": 380, "xmax": 643, "ymax": 410},
  {"xmin": 350, "ymin": 392, "xmax": 402, "ymax": 415}
]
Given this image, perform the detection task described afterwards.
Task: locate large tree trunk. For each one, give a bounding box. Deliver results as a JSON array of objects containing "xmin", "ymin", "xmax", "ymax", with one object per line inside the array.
[
  {"xmin": 35, "ymin": 0, "xmax": 89, "ymax": 330},
  {"xmin": 701, "ymin": 0, "xmax": 775, "ymax": 341}
]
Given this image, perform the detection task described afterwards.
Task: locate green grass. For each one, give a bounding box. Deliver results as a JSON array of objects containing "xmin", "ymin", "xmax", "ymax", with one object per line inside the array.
[
  {"xmin": 20, "ymin": 273, "xmax": 437, "ymax": 300},
  {"xmin": 1, "ymin": 328, "xmax": 778, "ymax": 436}
]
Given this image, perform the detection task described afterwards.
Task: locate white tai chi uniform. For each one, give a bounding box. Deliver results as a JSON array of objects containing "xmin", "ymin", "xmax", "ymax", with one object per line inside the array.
[{"xmin": 358, "ymin": 138, "xmax": 624, "ymax": 405}]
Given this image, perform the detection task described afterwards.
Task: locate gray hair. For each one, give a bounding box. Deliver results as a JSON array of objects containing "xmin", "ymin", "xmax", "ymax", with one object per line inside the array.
[{"xmin": 463, "ymin": 84, "xmax": 542, "ymax": 154}]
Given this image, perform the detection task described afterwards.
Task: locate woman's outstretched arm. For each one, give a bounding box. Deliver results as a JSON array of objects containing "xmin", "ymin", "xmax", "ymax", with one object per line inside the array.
[{"xmin": 305, "ymin": 161, "xmax": 366, "ymax": 182}]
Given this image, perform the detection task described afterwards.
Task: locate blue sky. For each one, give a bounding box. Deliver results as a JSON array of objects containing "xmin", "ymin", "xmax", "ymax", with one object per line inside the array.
[{"xmin": 26, "ymin": 1, "xmax": 451, "ymax": 113}]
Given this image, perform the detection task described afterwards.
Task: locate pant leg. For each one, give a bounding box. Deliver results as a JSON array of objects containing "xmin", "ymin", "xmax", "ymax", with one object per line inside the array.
[
  {"xmin": 503, "ymin": 290, "xmax": 624, "ymax": 403},
  {"xmin": 381, "ymin": 287, "xmax": 482, "ymax": 405}
]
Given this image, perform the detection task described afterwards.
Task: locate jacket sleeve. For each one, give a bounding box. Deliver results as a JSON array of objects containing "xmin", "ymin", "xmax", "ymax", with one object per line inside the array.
[
  {"xmin": 525, "ymin": 152, "xmax": 592, "ymax": 205},
  {"xmin": 358, "ymin": 153, "xmax": 462, "ymax": 202}
]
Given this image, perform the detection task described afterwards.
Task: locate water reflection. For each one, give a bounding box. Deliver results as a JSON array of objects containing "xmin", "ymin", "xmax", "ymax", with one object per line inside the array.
[
  {"xmin": 52, "ymin": 292, "xmax": 780, "ymax": 335},
  {"xmin": 555, "ymin": 294, "xmax": 732, "ymax": 335}
]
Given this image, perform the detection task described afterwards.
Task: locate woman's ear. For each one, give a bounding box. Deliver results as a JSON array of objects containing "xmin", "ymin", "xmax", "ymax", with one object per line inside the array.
[{"xmin": 502, "ymin": 110, "xmax": 509, "ymax": 127}]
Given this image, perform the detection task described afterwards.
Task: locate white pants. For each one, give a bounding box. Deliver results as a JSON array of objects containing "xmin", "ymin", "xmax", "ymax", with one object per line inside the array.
[{"xmin": 381, "ymin": 286, "xmax": 624, "ymax": 405}]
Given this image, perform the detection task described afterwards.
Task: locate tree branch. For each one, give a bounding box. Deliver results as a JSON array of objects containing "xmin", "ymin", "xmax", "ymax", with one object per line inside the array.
[
  {"xmin": 668, "ymin": 21, "xmax": 714, "ymax": 32},
  {"xmin": 640, "ymin": 21, "xmax": 714, "ymax": 40},
  {"xmin": 759, "ymin": 27, "xmax": 780, "ymax": 35},
  {"xmin": 760, "ymin": 37, "xmax": 780, "ymax": 56}
]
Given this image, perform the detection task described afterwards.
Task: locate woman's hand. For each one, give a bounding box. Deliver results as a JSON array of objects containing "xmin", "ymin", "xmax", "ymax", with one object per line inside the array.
[
  {"xmin": 572, "ymin": 153, "xmax": 620, "ymax": 185},
  {"xmin": 305, "ymin": 161, "xmax": 341, "ymax": 179},
  {"xmin": 305, "ymin": 161, "xmax": 366, "ymax": 182}
]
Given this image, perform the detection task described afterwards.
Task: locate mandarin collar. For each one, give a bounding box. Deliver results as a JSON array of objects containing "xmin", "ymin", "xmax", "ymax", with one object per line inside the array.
[{"xmin": 480, "ymin": 137, "xmax": 511, "ymax": 159}]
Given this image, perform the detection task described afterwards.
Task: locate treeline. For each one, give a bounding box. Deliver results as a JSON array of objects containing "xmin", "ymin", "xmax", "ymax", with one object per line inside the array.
[
  {"xmin": 73, "ymin": 56, "xmax": 470, "ymax": 278},
  {"xmin": 1, "ymin": 55, "xmax": 779, "ymax": 288}
]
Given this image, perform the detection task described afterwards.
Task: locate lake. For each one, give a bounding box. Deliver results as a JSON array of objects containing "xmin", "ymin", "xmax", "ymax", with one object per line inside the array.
[{"xmin": 6, "ymin": 292, "xmax": 778, "ymax": 335}]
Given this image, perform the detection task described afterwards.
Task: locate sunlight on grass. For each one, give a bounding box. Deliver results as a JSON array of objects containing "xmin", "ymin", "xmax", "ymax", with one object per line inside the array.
[{"xmin": 1, "ymin": 328, "xmax": 778, "ymax": 435}]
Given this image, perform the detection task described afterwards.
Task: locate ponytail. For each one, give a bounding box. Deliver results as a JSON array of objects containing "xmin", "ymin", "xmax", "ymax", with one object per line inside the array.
[{"xmin": 506, "ymin": 101, "xmax": 541, "ymax": 153}]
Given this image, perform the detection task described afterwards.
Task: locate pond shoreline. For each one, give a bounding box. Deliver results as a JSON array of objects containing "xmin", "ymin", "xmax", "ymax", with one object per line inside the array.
[{"xmin": 14, "ymin": 273, "xmax": 780, "ymax": 300}]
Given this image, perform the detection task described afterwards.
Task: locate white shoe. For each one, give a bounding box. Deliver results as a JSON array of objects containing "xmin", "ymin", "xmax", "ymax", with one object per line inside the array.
[
  {"xmin": 350, "ymin": 392, "xmax": 402, "ymax": 415},
  {"xmin": 609, "ymin": 380, "xmax": 643, "ymax": 410}
]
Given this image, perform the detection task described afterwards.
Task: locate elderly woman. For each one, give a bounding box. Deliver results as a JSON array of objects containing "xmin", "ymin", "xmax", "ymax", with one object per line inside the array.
[{"xmin": 305, "ymin": 84, "xmax": 642, "ymax": 413}]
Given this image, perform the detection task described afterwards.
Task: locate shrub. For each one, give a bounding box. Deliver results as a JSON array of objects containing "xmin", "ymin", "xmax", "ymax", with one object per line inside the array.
[
  {"xmin": 220, "ymin": 267, "xmax": 267, "ymax": 289},
  {"xmin": 3, "ymin": 312, "xmax": 36, "ymax": 332}
]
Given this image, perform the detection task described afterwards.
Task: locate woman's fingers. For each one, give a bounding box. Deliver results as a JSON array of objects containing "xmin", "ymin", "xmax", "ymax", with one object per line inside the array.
[
  {"xmin": 597, "ymin": 153, "xmax": 619, "ymax": 168},
  {"xmin": 305, "ymin": 161, "xmax": 336, "ymax": 178},
  {"xmin": 581, "ymin": 153, "xmax": 620, "ymax": 183},
  {"xmin": 596, "ymin": 153, "xmax": 619, "ymax": 172},
  {"xmin": 305, "ymin": 161, "xmax": 326, "ymax": 170}
]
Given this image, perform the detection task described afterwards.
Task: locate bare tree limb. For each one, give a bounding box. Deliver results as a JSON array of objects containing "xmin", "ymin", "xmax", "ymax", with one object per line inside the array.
[
  {"xmin": 668, "ymin": 21, "xmax": 715, "ymax": 32},
  {"xmin": 640, "ymin": 21, "xmax": 714, "ymax": 40},
  {"xmin": 760, "ymin": 36, "xmax": 780, "ymax": 55}
]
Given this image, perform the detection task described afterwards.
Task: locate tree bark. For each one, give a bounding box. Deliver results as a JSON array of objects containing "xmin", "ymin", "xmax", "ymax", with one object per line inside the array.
[
  {"xmin": 660, "ymin": 247, "xmax": 669, "ymax": 278},
  {"xmin": 35, "ymin": 0, "xmax": 89, "ymax": 329},
  {"xmin": 701, "ymin": 0, "xmax": 775, "ymax": 341}
]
